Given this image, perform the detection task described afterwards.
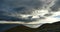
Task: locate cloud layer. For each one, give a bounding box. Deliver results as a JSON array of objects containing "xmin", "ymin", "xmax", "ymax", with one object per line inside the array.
[{"xmin": 0, "ymin": 0, "xmax": 60, "ymax": 28}]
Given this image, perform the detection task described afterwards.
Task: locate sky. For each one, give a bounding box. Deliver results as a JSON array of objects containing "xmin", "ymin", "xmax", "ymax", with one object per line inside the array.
[{"xmin": 0, "ymin": 0, "xmax": 60, "ymax": 29}]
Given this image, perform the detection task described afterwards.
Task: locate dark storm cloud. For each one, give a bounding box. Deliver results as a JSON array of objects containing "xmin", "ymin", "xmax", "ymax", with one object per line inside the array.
[
  {"xmin": 1, "ymin": 0, "xmax": 45, "ymax": 14},
  {"xmin": 0, "ymin": 0, "xmax": 46, "ymax": 22}
]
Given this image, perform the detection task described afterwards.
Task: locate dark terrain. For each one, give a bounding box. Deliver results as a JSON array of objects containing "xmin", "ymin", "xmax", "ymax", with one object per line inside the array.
[{"xmin": 4, "ymin": 21, "xmax": 60, "ymax": 32}]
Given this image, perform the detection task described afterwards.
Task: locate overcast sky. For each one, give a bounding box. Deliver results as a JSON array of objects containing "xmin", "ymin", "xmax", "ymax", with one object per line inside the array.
[{"xmin": 0, "ymin": 0, "xmax": 60, "ymax": 22}]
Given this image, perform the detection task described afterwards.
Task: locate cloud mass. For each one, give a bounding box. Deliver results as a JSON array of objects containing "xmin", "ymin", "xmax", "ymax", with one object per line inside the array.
[{"xmin": 0, "ymin": 0, "xmax": 60, "ymax": 28}]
